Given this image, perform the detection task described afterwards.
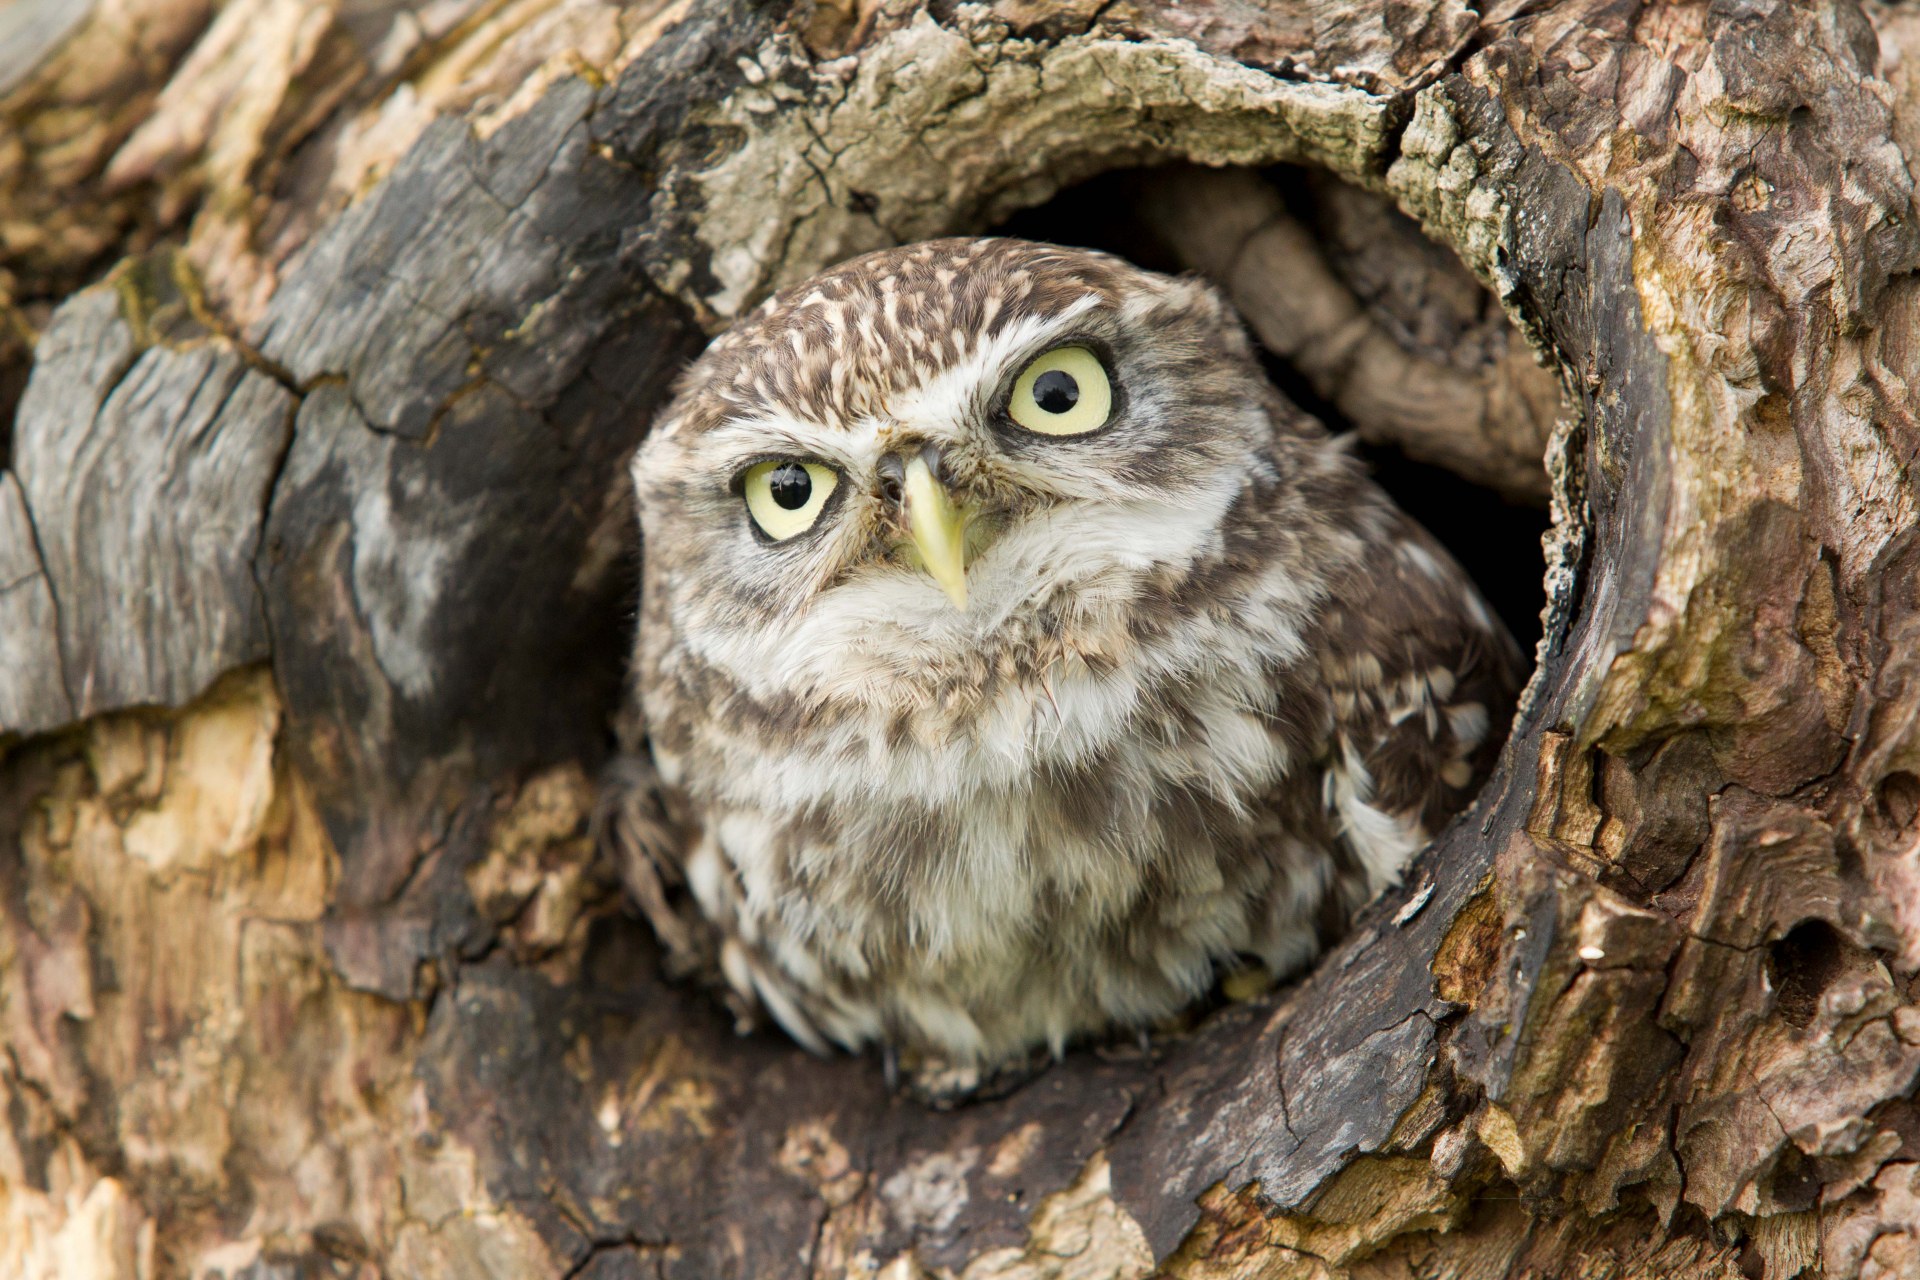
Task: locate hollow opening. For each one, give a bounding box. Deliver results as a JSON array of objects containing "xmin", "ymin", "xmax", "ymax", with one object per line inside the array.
[
  {"xmin": 596, "ymin": 156, "xmax": 1572, "ymax": 1109},
  {"xmin": 996, "ymin": 165, "xmax": 1555, "ymax": 653},
  {"xmin": 1765, "ymin": 919, "xmax": 1852, "ymax": 1030}
]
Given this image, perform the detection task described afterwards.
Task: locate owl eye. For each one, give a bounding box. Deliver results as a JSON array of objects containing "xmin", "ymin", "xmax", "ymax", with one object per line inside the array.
[
  {"xmin": 742, "ymin": 459, "xmax": 839, "ymax": 540},
  {"xmin": 1008, "ymin": 346, "xmax": 1113, "ymax": 436}
]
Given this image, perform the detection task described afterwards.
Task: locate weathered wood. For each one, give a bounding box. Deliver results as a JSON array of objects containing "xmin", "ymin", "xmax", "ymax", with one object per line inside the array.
[
  {"xmin": 3, "ymin": 1, "xmax": 1920, "ymax": 1277},
  {"xmin": 0, "ymin": 471, "xmax": 66, "ymax": 730},
  {"xmin": 7, "ymin": 262, "xmax": 293, "ymax": 734}
]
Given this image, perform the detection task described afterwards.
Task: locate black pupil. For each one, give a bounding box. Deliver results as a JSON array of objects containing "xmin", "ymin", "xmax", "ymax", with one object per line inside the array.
[
  {"xmin": 1032, "ymin": 369, "xmax": 1080, "ymax": 414},
  {"xmin": 768, "ymin": 463, "xmax": 812, "ymax": 510}
]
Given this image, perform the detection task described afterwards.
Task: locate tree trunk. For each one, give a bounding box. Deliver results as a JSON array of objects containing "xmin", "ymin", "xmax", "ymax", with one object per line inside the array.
[{"xmin": 3, "ymin": 1, "xmax": 1918, "ymax": 1276}]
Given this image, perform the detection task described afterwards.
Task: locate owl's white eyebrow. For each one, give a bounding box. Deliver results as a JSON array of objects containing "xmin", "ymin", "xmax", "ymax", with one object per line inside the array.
[{"xmin": 705, "ymin": 414, "xmax": 882, "ymax": 471}]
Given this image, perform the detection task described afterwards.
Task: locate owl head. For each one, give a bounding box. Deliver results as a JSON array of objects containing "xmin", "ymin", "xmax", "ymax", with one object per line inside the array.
[{"xmin": 631, "ymin": 238, "xmax": 1338, "ymax": 705}]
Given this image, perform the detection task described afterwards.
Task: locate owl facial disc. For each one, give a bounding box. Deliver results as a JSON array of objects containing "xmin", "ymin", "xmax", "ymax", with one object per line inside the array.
[{"xmin": 902, "ymin": 454, "xmax": 970, "ymax": 610}]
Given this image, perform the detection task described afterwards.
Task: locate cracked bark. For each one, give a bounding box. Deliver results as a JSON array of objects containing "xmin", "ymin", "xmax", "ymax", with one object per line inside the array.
[{"xmin": 3, "ymin": 1, "xmax": 1920, "ymax": 1277}]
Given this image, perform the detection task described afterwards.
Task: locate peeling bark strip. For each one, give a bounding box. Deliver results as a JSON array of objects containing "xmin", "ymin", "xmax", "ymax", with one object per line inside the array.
[{"xmin": 4, "ymin": 1, "xmax": 1920, "ymax": 1277}]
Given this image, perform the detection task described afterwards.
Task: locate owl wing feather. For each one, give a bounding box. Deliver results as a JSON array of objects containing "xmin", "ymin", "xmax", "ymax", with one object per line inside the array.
[
  {"xmin": 1312, "ymin": 507, "xmax": 1525, "ymax": 894},
  {"xmin": 598, "ymin": 706, "xmax": 836, "ymax": 1051},
  {"xmin": 595, "ymin": 747, "xmax": 712, "ymax": 978}
]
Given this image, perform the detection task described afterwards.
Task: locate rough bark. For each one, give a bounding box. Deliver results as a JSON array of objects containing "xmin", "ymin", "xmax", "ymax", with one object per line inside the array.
[{"xmin": 2, "ymin": 1, "xmax": 1919, "ymax": 1277}]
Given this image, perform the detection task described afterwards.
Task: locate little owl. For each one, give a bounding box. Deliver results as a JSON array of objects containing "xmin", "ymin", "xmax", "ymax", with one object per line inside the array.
[{"xmin": 613, "ymin": 237, "xmax": 1521, "ymax": 1095}]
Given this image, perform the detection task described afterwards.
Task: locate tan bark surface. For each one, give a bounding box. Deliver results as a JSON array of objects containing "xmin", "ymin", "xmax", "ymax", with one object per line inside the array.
[{"xmin": 3, "ymin": 1, "xmax": 1919, "ymax": 1277}]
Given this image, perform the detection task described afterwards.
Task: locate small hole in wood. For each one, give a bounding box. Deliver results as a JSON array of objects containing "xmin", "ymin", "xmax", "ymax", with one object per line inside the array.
[
  {"xmin": 1766, "ymin": 919, "xmax": 1849, "ymax": 1030},
  {"xmin": 1877, "ymin": 770, "xmax": 1920, "ymax": 831},
  {"xmin": 1764, "ymin": 1143, "xmax": 1823, "ymax": 1214}
]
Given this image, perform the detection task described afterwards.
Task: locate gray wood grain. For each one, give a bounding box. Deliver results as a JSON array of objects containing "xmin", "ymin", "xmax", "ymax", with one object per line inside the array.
[
  {"xmin": 0, "ymin": 0, "xmax": 93, "ymax": 96},
  {"xmin": 0, "ymin": 470, "xmax": 70, "ymax": 733},
  {"xmin": 5, "ymin": 279, "xmax": 293, "ymax": 733}
]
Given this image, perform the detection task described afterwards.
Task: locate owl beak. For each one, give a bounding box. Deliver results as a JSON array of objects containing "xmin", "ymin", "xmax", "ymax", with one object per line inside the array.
[{"xmin": 902, "ymin": 454, "xmax": 969, "ymax": 611}]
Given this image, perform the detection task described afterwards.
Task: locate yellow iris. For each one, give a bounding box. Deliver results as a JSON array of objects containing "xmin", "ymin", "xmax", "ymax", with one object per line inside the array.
[
  {"xmin": 1008, "ymin": 346, "xmax": 1112, "ymax": 436},
  {"xmin": 743, "ymin": 460, "xmax": 839, "ymax": 540}
]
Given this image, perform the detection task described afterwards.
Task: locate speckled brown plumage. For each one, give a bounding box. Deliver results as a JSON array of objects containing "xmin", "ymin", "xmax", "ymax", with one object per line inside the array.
[{"xmin": 613, "ymin": 238, "xmax": 1522, "ymax": 1083}]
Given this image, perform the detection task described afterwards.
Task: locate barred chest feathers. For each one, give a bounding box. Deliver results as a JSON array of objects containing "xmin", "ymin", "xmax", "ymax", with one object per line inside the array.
[{"xmin": 624, "ymin": 237, "xmax": 1522, "ymax": 1078}]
